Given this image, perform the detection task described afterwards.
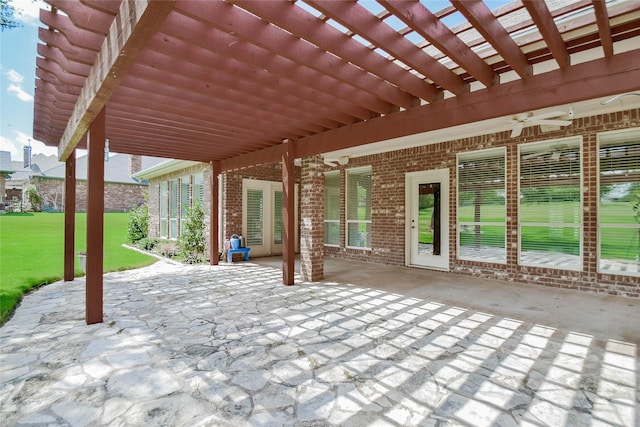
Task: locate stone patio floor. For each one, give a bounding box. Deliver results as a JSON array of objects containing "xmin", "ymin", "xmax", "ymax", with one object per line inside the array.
[{"xmin": 1, "ymin": 260, "xmax": 638, "ymax": 426}]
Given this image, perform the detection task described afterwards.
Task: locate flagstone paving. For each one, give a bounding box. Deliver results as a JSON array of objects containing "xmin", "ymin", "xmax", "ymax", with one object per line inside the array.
[{"xmin": 1, "ymin": 261, "xmax": 638, "ymax": 426}]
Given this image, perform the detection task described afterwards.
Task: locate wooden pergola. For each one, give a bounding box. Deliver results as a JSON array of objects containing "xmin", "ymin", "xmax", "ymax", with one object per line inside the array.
[{"xmin": 33, "ymin": 0, "xmax": 640, "ymax": 323}]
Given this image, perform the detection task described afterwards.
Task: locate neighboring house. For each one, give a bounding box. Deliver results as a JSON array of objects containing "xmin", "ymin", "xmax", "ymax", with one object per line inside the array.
[
  {"xmin": 0, "ymin": 151, "xmax": 15, "ymax": 211},
  {"xmin": 5, "ymin": 153, "xmax": 164, "ymax": 212},
  {"xmin": 138, "ymin": 108, "xmax": 640, "ymax": 297}
]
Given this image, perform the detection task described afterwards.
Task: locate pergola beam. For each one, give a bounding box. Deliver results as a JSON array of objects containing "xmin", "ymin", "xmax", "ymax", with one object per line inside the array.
[{"xmin": 57, "ymin": 0, "xmax": 175, "ymax": 161}]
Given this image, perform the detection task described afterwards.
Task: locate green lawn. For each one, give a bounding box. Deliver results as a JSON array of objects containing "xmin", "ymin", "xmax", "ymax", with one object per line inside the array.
[{"xmin": 0, "ymin": 212, "xmax": 156, "ymax": 325}]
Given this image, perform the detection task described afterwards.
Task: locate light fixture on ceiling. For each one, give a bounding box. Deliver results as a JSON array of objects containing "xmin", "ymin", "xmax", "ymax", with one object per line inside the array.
[
  {"xmin": 600, "ymin": 92, "xmax": 640, "ymax": 105},
  {"xmin": 338, "ymin": 156, "xmax": 350, "ymax": 166}
]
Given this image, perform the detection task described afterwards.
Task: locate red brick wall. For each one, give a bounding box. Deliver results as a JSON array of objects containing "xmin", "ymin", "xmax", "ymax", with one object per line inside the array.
[
  {"xmin": 34, "ymin": 177, "xmax": 147, "ymax": 213},
  {"xmin": 322, "ymin": 109, "xmax": 640, "ymax": 298}
]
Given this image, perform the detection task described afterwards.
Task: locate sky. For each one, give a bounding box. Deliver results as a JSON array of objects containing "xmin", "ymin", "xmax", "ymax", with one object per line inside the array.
[{"xmin": 0, "ymin": 0, "xmax": 54, "ymax": 160}]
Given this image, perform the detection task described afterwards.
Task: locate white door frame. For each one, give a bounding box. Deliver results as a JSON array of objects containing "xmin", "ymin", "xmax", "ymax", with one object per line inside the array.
[{"xmin": 405, "ymin": 169, "xmax": 450, "ymax": 271}]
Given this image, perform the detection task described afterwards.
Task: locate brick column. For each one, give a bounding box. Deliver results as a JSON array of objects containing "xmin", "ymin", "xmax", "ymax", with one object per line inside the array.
[{"xmin": 300, "ymin": 155, "xmax": 324, "ymax": 282}]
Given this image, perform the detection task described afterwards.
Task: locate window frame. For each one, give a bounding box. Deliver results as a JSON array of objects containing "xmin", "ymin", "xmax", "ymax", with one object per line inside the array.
[
  {"xmin": 345, "ymin": 166, "xmax": 372, "ymax": 250},
  {"xmin": 517, "ymin": 137, "xmax": 583, "ymax": 271},
  {"xmin": 457, "ymin": 147, "xmax": 507, "ymax": 264},
  {"xmin": 597, "ymin": 128, "xmax": 640, "ymax": 277},
  {"xmin": 324, "ymin": 171, "xmax": 341, "ymax": 247}
]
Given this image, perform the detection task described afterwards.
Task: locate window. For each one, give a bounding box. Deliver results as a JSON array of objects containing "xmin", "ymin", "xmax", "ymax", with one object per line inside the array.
[
  {"xmin": 273, "ymin": 190, "xmax": 283, "ymax": 245},
  {"xmin": 180, "ymin": 176, "xmax": 190, "ymax": 233},
  {"xmin": 246, "ymin": 188, "xmax": 264, "ymax": 246},
  {"xmin": 457, "ymin": 149, "xmax": 506, "ymax": 263},
  {"xmin": 519, "ymin": 138, "xmax": 582, "ymax": 269},
  {"xmin": 169, "ymin": 180, "xmax": 179, "ymax": 239},
  {"xmin": 159, "ymin": 182, "xmax": 168, "ymax": 238},
  {"xmin": 193, "ymin": 173, "xmax": 204, "ymax": 204},
  {"xmin": 324, "ymin": 172, "xmax": 340, "ymax": 246},
  {"xmin": 346, "ymin": 167, "xmax": 372, "ymax": 249},
  {"xmin": 598, "ymin": 129, "xmax": 640, "ymax": 276}
]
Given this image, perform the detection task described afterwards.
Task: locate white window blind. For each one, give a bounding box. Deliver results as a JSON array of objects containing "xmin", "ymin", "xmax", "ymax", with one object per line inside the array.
[
  {"xmin": 598, "ymin": 129, "xmax": 640, "ymax": 276},
  {"xmin": 519, "ymin": 138, "xmax": 582, "ymax": 269},
  {"xmin": 246, "ymin": 188, "xmax": 264, "ymax": 246},
  {"xmin": 457, "ymin": 149, "xmax": 506, "ymax": 263},
  {"xmin": 169, "ymin": 180, "xmax": 179, "ymax": 239},
  {"xmin": 346, "ymin": 167, "xmax": 372, "ymax": 248},
  {"xmin": 273, "ymin": 190, "xmax": 283, "ymax": 245},
  {"xmin": 180, "ymin": 176, "xmax": 190, "ymax": 235},
  {"xmin": 193, "ymin": 173, "xmax": 204, "ymax": 204},
  {"xmin": 159, "ymin": 182, "xmax": 168, "ymax": 238},
  {"xmin": 324, "ymin": 172, "xmax": 340, "ymax": 246}
]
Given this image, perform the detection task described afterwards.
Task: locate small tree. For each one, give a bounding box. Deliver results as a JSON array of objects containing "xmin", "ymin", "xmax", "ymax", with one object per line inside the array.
[
  {"xmin": 24, "ymin": 184, "xmax": 42, "ymax": 212},
  {"xmin": 178, "ymin": 199, "xmax": 205, "ymax": 263},
  {"xmin": 127, "ymin": 204, "xmax": 149, "ymax": 244}
]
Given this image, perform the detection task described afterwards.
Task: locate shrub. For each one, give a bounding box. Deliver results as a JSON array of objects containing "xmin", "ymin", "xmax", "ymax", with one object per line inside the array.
[
  {"xmin": 178, "ymin": 199, "xmax": 205, "ymax": 263},
  {"xmin": 137, "ymin": 237, "xmax": 159, "ymax": 251},
  {"xmin": 127, "ymin": 204, "xmax": 148, "ymax": 243},
  {"xmin": 159, "ymin": 241, "xmax": 178, "ymax": 258},
  {"xmin": 24, "ymin": 184, "xmax": 42, "ymax": 212}
]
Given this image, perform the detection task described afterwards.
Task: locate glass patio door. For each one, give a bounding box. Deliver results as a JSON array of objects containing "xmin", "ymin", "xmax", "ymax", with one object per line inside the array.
[{"xmin": 406, "ymin": 169, "xmax": 449, "ymax": 270}]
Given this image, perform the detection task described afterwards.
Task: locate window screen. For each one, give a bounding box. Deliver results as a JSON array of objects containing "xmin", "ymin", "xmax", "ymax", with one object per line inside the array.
[
  {"xmin": 346, "ymin": 167, "xmax": 372, "ymax": 248},
  {"xmin": 193, "ymin": 173, "xmax": 204, "ymax": 204},
  {"xmin": 458, "ymin": 149, "xmax": 506, "ymax": 263},
  {"xmin": 598, "ymin": 129, "xmax": 640, "ymax": 276},
  {"xmin": 273, "ymin": 190, "xmax": 283, "ymax": 245},
  {"xmin": 180, "ymin": 176, "xmax": 190, "ymax": 235},
  {"xmin": 169, "ymin": 180, "xmax": 179, "ymax": 239},
  {"xmin": 324, "ymin": 172, "xmax": 340, "ymax": 246},
  {"xmin": 519, "ymin": 139, "xmax": 582, "ymax": 269}
]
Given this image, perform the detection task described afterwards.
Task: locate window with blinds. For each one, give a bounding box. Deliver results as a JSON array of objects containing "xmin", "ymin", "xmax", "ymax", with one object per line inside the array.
[
  {"xmin": 324, "ymin": 172, "xmax": 340, "ymax": 246},
  {"xmin": 246, "ymin": 188, "xmax": 264, "ymax": 246},
  {"xmin": 519, "ymin": 138, "xmax": 582, "ymax": 269},
  {"xmin": 193, "ymin": 173, "xmax": 204, "ymax": 204},
  {"xmin": 159, "ymin": 182, "xmax": 168, "ymax": 238},
  {"xmin": 457, "ymin": 149, "xmax": 506, "ymax": 263},
  {"xmin": 169, "ymin": 180, "xmax": 179, "ymax": 239},
  {"xmin": 598, "ymin": 129, "xmax": 640, "ymax": 276},
  {"xmin": 346, "ymin": 167, "xmax": 372, "ymax": 249},
  {"xmin": 180, "ymin": 176, "xmax": 190, "ymax": 235},
  {"xmin": 273, "ymin": 190, "xmax": 283, "ymax": 245}
]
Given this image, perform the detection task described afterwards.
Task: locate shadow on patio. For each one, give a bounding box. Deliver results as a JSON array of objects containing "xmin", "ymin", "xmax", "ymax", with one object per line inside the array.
[{"xmin": 0, "ymin": 260, "xmax": 637, "ymax": 426}]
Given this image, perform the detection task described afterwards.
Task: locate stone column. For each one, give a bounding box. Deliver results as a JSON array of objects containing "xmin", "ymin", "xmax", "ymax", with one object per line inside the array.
[{"xmin": 300, "ymin": 155, "xmax": 324, "ymax": 282}]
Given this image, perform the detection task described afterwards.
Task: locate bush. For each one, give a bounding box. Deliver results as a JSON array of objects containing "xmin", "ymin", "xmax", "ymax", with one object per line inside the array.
[
  {"xmin": 127, "ymin": 204, "xmax": 148, "ymax": 244},
  {"xmin": 137, "ymin": 237, "xmax": 159, "ymax": 251},
  {"xmin": 24, "ymin": 184, "xmax": 42, "ymax": 212},
  {"xmin": 159, "ymin": 241, "xmax": 178, "ymax": 258},
  {"xmin": 178, "ymin": 199, "xmax": 205, "ymax": 263}
]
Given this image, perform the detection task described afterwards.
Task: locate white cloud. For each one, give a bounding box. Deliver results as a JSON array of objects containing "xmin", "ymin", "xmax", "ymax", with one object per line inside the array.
[
  {"xmin": 6, "ymin": 69, "xmax": 24, "ymax": 84},
  {"xmin": 0, "ymin": 132, "xmax": 57, "ymax": 161},
  {"xmin": 7, "ymin": 83, "xmax": 33, "ymax": 102},
  {"xmin": 9, "ymin": 0, "xmax": 48, "ymax": 26}
]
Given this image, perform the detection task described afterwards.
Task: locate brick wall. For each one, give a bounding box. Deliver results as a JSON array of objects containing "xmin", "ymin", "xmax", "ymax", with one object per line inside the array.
[
  {"xmin": 34, "ymin": 177, "xmax": 147, "ymax": 212},
  {"xmin": 321, "ymin": 109, "xmax": 640, "ymax": 298}
]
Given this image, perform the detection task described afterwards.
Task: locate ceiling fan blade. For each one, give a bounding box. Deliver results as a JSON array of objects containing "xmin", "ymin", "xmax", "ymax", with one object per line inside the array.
[
  {"xmin": 511, "ymin": 123, "xmax": 523, "ymax": 137},
  {"xmin": 531, "ymin": 110, "xmax": 567, "ymax": 120},
  {"xmin": 531, "ymin": 119, "xmax": 572, "ymax": 126}
]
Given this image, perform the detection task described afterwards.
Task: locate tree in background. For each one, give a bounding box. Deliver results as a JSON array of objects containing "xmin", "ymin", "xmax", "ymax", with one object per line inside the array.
[
  {"xmin": 178, "ymin": 199, "xmax": 205, "ymax": 264},
  {"xmin": 1, "ymin": 0, "xmax": 21, "ymax": 31}
]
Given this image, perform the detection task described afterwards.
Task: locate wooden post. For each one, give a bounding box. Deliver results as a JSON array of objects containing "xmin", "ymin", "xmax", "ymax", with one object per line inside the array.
[
  {"xmin": 86, "ymin": 108, "xmax": 105, "ymax": 324},
  {"xmin": 282, "ymin": 140, "xmax": 296, "ymax": 285},
  {"xmin": 64, "ymin": 150, "xmax": 76, "ymax": 281},
  {"xmin": 209, "ymin": 161, "xmax": 219, "ymax": 265}
]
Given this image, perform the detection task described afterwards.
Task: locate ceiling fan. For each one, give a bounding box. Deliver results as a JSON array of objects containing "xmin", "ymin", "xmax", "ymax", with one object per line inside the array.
[{"xmin": 507, "ymin": 108, "xmax": 573, "ymax": 138}]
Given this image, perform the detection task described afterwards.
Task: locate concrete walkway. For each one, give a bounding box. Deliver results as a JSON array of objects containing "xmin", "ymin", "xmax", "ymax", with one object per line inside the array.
[{"xmin": 1, "ymin": 260, "xmax": 638, "ymax": 426}]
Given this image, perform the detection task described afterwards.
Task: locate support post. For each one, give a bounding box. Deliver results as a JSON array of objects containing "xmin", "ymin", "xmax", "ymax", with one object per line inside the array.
[
  {"xmin": 300, "ymin": 155, "xmax": 324, "ymax": 282},
  {"xmin": 282, "ymin": 140, "xmax": 296, "ymax": 285},
  {"xmin": 86, "ymin": 108, "xmax": 105, "ymax": 324},
  {"xmin": 64, "ymin": 150, "xmax": 76, "ymax": 281},
  {"xmin": 209, "ymin": 161, "xmax": 220, "ymax": 265}
]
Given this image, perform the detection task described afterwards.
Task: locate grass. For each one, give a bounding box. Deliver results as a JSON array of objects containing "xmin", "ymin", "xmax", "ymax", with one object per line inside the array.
[{"xmin": 0, "ymin": 212, "xmax": 157, "ymax": 325}]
